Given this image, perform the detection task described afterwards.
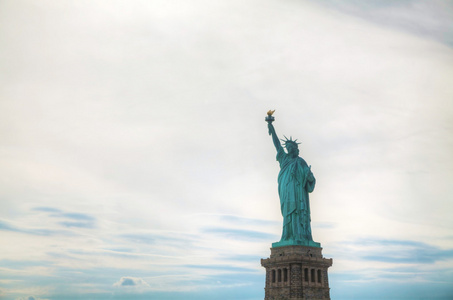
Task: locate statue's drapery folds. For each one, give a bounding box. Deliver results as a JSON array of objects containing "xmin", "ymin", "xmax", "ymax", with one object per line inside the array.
[{"xmin": 277, "ymin": 147, "xmax": 316, "ymax": 243}]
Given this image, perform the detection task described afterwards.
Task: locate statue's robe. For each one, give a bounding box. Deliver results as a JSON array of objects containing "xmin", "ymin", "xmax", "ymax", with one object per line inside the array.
[{"xmin": 277, "ymin": 147, "xmax": 316, "ymax": 242}]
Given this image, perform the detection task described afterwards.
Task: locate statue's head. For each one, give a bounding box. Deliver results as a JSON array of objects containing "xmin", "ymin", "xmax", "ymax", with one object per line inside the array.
[{"xmin": 282, "ymin": 136, "xmax": 300, "ymax": 158}]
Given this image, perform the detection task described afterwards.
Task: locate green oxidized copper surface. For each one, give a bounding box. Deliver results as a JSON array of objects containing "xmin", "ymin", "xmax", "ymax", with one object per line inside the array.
[{"xmin": 266, "ymin": 111, "xmax": 320, "ymax": 248}]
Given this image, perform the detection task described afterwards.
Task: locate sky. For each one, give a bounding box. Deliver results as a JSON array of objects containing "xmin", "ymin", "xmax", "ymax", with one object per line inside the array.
[{"xmin": 0, "ymin": 0, "xmax": 453, "ymax": 299}]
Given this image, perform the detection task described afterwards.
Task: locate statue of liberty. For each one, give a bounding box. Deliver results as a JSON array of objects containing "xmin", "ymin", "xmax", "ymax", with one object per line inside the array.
[{"xmin": 266, "ymin": 111, "xmax": 320, "ymax": 248}]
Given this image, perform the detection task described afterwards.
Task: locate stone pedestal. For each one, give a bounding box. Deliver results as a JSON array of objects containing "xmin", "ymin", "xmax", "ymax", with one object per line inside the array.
[{"xmin": 261, "ymin": 245, "xmax": 332, "ymax": 300}]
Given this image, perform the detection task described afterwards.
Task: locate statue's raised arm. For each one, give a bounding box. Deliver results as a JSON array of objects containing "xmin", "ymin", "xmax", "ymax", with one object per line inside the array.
[{"xmin": 265, "ymin": 110, "xmax": 282, "ymax": 152}]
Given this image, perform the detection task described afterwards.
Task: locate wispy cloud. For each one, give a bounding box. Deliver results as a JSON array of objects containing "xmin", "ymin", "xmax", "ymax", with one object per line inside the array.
[
  {"xmin": 58, "ymin": 221, "xmax": 95, "ymax": 229},
  {"xmin": 313, "ymin": 222, "xmax": 337, "ymax": 229},
  {"xmin": 202, "ymin": 227, "xmax": 277, "ymax": 241},
  {"xmin": 184, "ymin": 264, "xmax": 257, "ymax": 274},
  {"xmin": 216, "ymin": 214, "xmax": 279, "ymax": 227},
  {"xmin": 310, "ymin": 0, "xmax": 453, "ymax": 46},
  {"xmin": 33, "ymin": 207, "xmax": 61, "ymax": 213},
  {"xmin": 33, "ymin": 207, "xmax": 96, "ymax": 229},
  {"xmin": 357, "ymin": 238, "xmax": 453, "ymax": 264},
  {"xmin": 0, "ymin": 220, "xmax": 71, "ymax": 236}
]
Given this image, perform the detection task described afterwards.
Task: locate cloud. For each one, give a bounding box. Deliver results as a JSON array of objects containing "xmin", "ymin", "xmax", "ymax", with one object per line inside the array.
[
  {"xmin": 119, "ymin": 231, "xmax": 198, "ymax": 248},
  {"xmin": 33, "ymin": 207, "xmax": 96, "ymax": 229},
  {"xmin": 33, "ymin": 207, "xmax": 62, "ymax": 213},
  {"xmin": 184, "ymin": 264, "xmax": 257, "ymax": 274},
  {"xmin": 202, "ymin": 227, "xmax": 277, "ymax": 241},
  {"xmin": 333, "ymin": 238, "xmax": 453, "ymax": 266},
  {"xmin": 58, "ymin": 221, "xmax": 95, "ymax": 228},
  {"xmin": 358, "ymin": 238, "xmax": 453, "ymax": 264},
  {"xmin": 58, "ymin": 212, "xmax": 95, "ymax": 221},
  {"xmin": 113, "ymin": 277, "xmax": 150, "ymax": 288},
  {"xmin": 119, "ymin": 233, "xmax": 156, "ymax": 245},
  {"xmin": 312, "ymin": 222, "xmax": 337, "ymax": 229},
  {"xmin": 0, "ymin": 219, "xmax": 70, "ymax": 236},
  {"xmin": 330, "ymin": 276, "xmax": 453, "ymax": 300},
  {"xmin": 327, "ymin": 238, "xmax": 453, "ymax": 288},
  {"xmin": 310, "ymin": 0, "xmax": 453, "ymax": 46},
  {"xmin": 217, "ymin": 215, "xmax": 278, "ymax": 227},
  {"xmin": 0, "ymin": 220, "xmax": 17, "ymax": 232}
]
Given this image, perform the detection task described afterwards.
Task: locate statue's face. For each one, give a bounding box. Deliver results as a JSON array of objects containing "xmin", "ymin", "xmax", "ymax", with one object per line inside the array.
[{"xmin": 286, "ymin": 144, "xmax": 299, "ymax": 158}]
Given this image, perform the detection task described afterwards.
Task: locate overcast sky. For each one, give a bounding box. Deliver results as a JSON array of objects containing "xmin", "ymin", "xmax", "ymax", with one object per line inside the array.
[{"xmin": 1, "ymin": 1, "xmax": 453, "ymax": 299}]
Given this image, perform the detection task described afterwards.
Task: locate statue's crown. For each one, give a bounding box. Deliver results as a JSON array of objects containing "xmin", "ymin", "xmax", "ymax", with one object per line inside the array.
[{"xmin": 281, "ymin": 135, "xmax": 300, "ymax": 148}]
